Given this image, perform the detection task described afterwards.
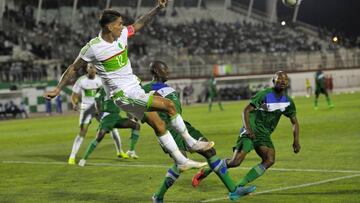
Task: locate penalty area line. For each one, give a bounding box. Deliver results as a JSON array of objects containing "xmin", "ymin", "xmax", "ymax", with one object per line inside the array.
[{"xmin": 201, "ymin": 173, "xmax": 360, "ymax": 203}]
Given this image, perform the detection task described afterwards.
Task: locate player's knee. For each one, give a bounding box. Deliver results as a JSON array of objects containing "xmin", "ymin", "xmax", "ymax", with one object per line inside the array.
[
  {"xmin": 264, "ymin": 158, "xmax": 275, "ymax": 168},
  {"xmin": 133, "ymin": 122, "xmax": 141, "ymax": 131},
  {"xmin": 165, "ymin": 100, "xmax": 177, "ymax": 116}
]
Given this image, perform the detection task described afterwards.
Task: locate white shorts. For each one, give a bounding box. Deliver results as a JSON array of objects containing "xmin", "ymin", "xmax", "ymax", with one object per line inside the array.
[
  {"xmin": 111, "ymin": 85, "xmax": 154, "ymax": 120},
  {"xmin": 79, "ymin": 104, "xmax": 100, "ymax": 125}
]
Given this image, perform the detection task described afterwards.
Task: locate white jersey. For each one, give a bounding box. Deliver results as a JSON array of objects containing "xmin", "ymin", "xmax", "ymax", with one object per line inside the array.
[
  {"xmin": 72, "ymin": 75, "xmax": 103, "ymax": 107},
  {"xmin": 78, "ymin": 26, "xmax": 139, "ymax": 97}
]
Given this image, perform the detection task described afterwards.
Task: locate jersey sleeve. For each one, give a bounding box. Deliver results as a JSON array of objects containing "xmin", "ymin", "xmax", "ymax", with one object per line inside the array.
[
  {"xmin": 72, "ymin": 79, "xmax": 81, "ymax": 94},
  {"xmin": 79, "ymin": 43, "xmax": 95, "ymax": 62},
  {"xmin": 249, "ymin": 89, "xmax": 267, "ymax": 109},
  {"xmin": 283, "ymin": 98, "xmax": 296, "ymax": 118}
]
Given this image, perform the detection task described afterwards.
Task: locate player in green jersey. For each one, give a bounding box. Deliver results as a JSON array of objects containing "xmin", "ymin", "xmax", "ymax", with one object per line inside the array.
[
  {"xmin": 143, "ymin": 61, "xmax": 255, "ymax": 203},
  {"xmin": 208, "ymin": 76, "xmax": 224, "ymax": 112},
  {"xmin": 314, "ymin": 69, "xmax": 334, "ymax": 110},
  {"xmin": 78, "ymin": 88, "xmax": 141, "ymax": 167},
  {"xmin": 193, "ymin": 71, "xmax": 301, "ymax": 200}
]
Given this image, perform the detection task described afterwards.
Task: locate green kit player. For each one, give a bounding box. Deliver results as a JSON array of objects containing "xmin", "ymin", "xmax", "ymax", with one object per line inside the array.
[
  {"xmin": 193, "ymin": 71, "xmax": 301, "ymax": 199},
  {"xmin": 78, "ymin": 88, "xmax": 141, "ymax": 167},
  {"xmin": 208, "ymin": 76, "xmax": 224, "ymax": 112},
  {"xmin": 314, "ymin": 69, "xmax": 334, "ymax": 110},
  {"xmin": 143, "ymin": 61, "xmax": 255, "ymax": 203}
]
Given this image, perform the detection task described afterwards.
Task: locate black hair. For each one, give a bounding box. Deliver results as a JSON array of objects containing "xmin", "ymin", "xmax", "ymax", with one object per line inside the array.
[
  {"xmin": 99, "ymin": 9, "xmax": 134, "ymax": 28},
  {"xmin": 99, "ymin": 9, "xmax": 121, "ymax": 28},
  {"xmin": 149, "ymin": 60, "xmax": 168, "ymax": 76}
]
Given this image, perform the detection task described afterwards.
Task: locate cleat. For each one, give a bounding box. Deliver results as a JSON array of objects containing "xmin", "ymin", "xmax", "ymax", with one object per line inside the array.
[
  {"xmin": 78, "ymin": 159, "xmax": 86, "ymax": 167},
  {"xmin": 68, "ymin": 157, "xmax": 76, "ymax": 165},
  {"xmin": 177, "ymin": 159, "xmax": 207, "ymax": 172},
  {"xmin": 229, "ymin": 185, "xmax": 256, "ymax": 201},
  {"xmin": 117, "ymin": 151, "xmax": 129, "ymax": 159},
  {"xmin": 126, "ymin": 150, "xmax": 139, "ymax": 159},
  {"xmin": 188, "ymin": 140, "xmax": 215, "ymax": 152},
  {"xmin": 192, "ymin": 168, "xmax": 206, "ymax": 187},
  {"xmin": 152, "ymin": 194, "xmax": 163, "ymax": 203}
]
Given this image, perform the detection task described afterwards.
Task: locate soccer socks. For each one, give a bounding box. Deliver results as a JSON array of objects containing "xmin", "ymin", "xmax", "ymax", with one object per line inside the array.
[
  {"xmin": 110, "ymin": 129, "xmax": 122, "ymax": 154},
  {"xmin": 170, "ymin": 114, "xmax": 196, "ymax": 147},
  {"xmin": 326, "ymin": 96, "xmax": 334, "ymax": 108},
  {"xmin": 69, "ymin": 135, "xmax": 84, "ymax": 159},
  {"xmin": 208, "ymin": 156, "xmax": 236, "ymax": 192},
  {"xmin": 218, "ymin": 102, "xmax": 224, "ymax": 111},
  {"xmin": 158, "ymin": 131, "xmax": 188, "ymax": 165},
  {"xmin": 237, "ymin": 163, "xmax": 266, "ymax": 186},
  {"xmin": 82, "ymin": 139, "xmax": 98, "ymax": 160},
  {"xmin": 155, "ymin": 164, "xmax": 180, "ymax": 199},
  {"xmin": 129, "ymin": 130, "xmax": 140, "ymax": 151}
]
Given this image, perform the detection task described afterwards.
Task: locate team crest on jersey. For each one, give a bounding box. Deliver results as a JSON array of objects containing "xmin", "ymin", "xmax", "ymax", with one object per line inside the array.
[{"xmin": 118, "ymin": 42, "xmax": 123, "ymax": 49}]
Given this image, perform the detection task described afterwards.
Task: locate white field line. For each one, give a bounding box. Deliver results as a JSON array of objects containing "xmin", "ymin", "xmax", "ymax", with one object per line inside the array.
[
  {"xmin": 2, "ymin": 160, "xmax": 360, "ymax": 174},
  {"xmin": 201, "ymin": 173, "xmax": 360, "ymax": 203}
]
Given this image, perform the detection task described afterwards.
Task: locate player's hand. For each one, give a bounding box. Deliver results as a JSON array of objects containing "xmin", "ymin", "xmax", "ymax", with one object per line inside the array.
[
  {"xmin": 44, "ymin": 88, "xmax": 60, "ymax": 100},
  {"xmin": 158, "ymin": 0, "xmax": 168, "ymax": 8},
  {"xmin": 292, "ymin": 141, "xmax": 301, "ymax": 153}
]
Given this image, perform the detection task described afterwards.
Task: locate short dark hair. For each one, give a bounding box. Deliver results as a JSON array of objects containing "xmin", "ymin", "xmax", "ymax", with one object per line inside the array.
[
  {"xmin": 149, "ymin": 60, "xmax": 168, "ymax": 76},
  {"xmin": 99, "ymin": 9, "xmax": 121, "ymax": 28}
]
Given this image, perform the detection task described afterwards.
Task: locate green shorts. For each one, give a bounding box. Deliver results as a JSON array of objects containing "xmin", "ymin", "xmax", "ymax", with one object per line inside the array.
[
  {"xmin": 98, "ymin": 112, "xmax": 128, "ymax": 132},
  {"xmin": 168, "ymin": 121, "xmax": 204, "ymax": 152},
  {"xmin": 233, "ymin": 129, "xmax": 274, "ymax": 152}
]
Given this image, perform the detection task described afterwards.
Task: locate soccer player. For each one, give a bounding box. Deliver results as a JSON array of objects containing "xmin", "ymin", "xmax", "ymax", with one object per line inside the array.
[
  {"xmin": 208, "ymin": 76, "xmax": 224, "ymax": 112},
  {"xmin": 144, "ymin": 61, "xmax": 254, "ymax": 203},
  {"xmin": 44, "ymin": 0, "xmax": 213, "ymax": 171},
  {"xmin": 193, "ymin": 71, "xmax": 301, "ymax": 199},
  {"xmin": 305, "ymin": 78, "xmax": 312, "ymax": 98},
  {"xmin": 314, "ymin": 69, "xmax": 334, "ymax": 110},
  {"xmin": 69, "ymin": 64, "xmax": 124, "ymax": 164},
  {"xmin": 78, "ymin": 87, "xmax": 141, "ymax": 167}
]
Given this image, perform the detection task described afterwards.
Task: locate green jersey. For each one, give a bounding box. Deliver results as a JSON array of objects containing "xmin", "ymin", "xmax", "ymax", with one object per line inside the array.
[
  {"xmin": 95, "ymin": 88, "xmax": 120, "ymax": 114},
  {"xmin": 143, "ymin": 81, "xmax": 181, "ymax": 125},
  {"xmin": 208, "ymin": 77, "xmax": 218, "ymax": 97},
  {"xmin": 245, "ymin": 88, "xmax": 296, "ymax": 137}
]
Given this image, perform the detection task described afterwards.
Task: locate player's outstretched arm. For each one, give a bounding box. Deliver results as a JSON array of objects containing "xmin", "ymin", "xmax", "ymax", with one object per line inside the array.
[
  {"xmin": 290, "ymin": 116, "xmax": 300, "ymax": 153},
  {"xmin": 132, "ymin": 0, "xmax": 167, "ymax": 32},
  {"xmin": 44, "ymin": 58, "xmax": 87, "ymax": 100},
  {"xmin": 71, "ymin": 92, "xmax": 80, "ymax": 111},
  {"xmin": 242, "ymin": 104, "xmax": 256, "ymax": 139}
]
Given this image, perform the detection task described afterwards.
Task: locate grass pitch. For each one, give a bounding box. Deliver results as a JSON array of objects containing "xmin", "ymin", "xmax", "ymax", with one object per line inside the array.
[{"xmin": 0, "ymin": 92, "xmax": 360, "ymax": 203}]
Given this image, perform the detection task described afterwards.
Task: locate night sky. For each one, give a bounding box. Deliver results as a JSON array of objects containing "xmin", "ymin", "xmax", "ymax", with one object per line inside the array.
[{"xmin": 277, "ymin": 0, "xmax": 360, "ymax": 38}]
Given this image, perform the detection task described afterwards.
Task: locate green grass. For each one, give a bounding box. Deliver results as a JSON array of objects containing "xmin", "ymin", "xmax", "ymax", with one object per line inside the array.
[{"xmin": 1, "ymin": 93, "xmax": 360, "ymax": 203}]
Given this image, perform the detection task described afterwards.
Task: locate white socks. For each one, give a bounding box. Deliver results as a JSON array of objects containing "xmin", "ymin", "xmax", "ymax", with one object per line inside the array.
[
  {"xmin": 170, "ymin": 114, "xmax": 197, "ymax": 147},
  {"xmin": 158, "ymin": 131, "xmax": 188, "ymax": 165},
  {"xmin": 69, "ymin": 135, "xmax": 84, "ymax": 159},
  {"xmin": 111, "ymin": 129, "xmax": 122, "ymax": 153}
]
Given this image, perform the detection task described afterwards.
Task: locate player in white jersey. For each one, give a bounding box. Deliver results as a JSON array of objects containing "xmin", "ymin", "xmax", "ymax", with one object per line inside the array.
[
  {"xmin": 68, "ymin": 64, "xmax": 128, "ymax": 165},
  {"xmin": 44, "ymin": 0, "xmax": 213, "ymax": 171}
]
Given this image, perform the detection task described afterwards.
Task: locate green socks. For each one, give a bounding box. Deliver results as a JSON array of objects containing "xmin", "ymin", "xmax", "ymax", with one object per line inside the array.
[
  {"xmin": 237, "ymin": 163, "xmax": 266, "ymax": 186},
  {"xmin": 82, "ymin": 139, "xmax": 98, "ymax": 160},
  {"xmin": 208, "ymin": 156, "xmax": 236, "ymax": 192},
  {"xmin": 129, "ymin": 130, "xmax": 139, "ymax": 151},
  {"xmin": 155, "ymin": 164, "xmax": 180, "ymax": 198}
]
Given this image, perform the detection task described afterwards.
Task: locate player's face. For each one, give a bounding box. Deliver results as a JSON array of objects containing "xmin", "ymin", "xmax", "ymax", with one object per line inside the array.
[
  {"xmin": 87, "ymin": 65, "xmax": 96, "ymax": 78},
  {"xmin": 274, "ymin": 72, "xmax": 289, "ymax": 90},
  {"xmin": 157, "ymin": 66, "xmax": 170, "ymax": 82},
  {"xmin": 108, "ymin": 17, "xmax": 123, "ymax": 39}
]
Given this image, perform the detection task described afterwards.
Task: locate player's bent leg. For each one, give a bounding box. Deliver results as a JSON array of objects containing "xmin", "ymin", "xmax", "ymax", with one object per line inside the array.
[
  {"xmin": 149, "ymin": 96, "xmax": 214, "ymax": 152},
  {"xmin": 144, "ymin": 112, "xmax": 207, "ymax": 171},
  {"xmin": 236, "ymin": 146, "xmax": 273, "ymax": 187},
  {"xmin": 78, "ymin": 130, "xmax": 108, "ymax": 167}
]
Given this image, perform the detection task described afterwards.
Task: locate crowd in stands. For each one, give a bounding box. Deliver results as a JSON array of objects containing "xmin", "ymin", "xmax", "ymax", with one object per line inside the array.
[{"xmin": 0, "ymin": 61, "xmax": 49, "ymax": 82}]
